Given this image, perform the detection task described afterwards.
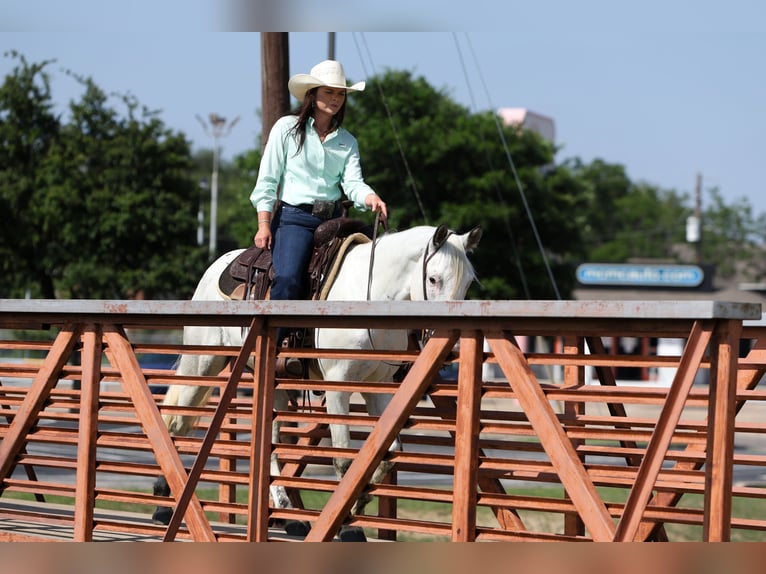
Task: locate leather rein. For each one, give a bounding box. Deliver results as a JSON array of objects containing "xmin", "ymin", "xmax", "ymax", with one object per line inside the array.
[
  {"xmin": 366, "ymin": 211, "xmax": 388, "ymax": 301},
  {"xmin": 364, "ymin": 218, "xmax": 453, "ymax": 368}
]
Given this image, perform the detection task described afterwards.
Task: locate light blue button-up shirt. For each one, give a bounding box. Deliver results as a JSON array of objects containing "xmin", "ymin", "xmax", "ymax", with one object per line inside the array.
[{"xmin": 249, "ymin": 114, "xmax": 374, "ymax": 214}]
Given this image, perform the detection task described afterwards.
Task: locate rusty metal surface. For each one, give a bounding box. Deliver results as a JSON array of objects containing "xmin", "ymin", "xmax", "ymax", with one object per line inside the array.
[{"xmin": 0, "ymin": 298, "xmax": 761, "ymax": 321}]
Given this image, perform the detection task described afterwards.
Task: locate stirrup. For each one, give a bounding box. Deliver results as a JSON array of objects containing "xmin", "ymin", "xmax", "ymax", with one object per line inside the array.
[
  {"xmin": 275, "ymin": 356, "xmax": 304, "ymax": 379},
  {"xmin": 276, "ymin": 332, "xmax": 306, "ymax": 379}
]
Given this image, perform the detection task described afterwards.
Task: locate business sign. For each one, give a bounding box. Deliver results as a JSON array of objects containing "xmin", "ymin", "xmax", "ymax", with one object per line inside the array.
[{"xmin": 576, "ymin": 263, "xmax": 705, "ymax": 288}]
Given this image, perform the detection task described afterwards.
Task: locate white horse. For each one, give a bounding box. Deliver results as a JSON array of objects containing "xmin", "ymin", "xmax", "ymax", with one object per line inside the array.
[{"xmin": 152, "ymin": 223, "xmax": 482, "ymax": 540}]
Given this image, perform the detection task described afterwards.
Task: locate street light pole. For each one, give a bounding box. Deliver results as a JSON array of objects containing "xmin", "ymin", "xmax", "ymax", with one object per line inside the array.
[
  {"xmin": 197, "ymin": 178, "xmax": 208, "ymax": 246},
  {"xmin": 196, "ymin": 113, "xmax": 239, "ymax": 259}
]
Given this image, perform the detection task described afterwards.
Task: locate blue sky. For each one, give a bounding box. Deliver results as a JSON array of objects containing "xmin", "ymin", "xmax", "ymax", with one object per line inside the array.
[{"xmin": 2, "ymin": 1, "xmax": 764, "ymax": 215}]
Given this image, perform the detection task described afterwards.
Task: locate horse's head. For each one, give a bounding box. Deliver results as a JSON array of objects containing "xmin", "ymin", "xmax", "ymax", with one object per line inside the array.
[{"xmin": 414, "ymin": 224, "xmax": 482, "ymax": 301}]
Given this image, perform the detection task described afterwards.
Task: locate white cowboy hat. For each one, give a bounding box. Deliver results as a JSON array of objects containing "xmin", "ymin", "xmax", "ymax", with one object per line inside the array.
[{"xmin": 288, "ymin": 60, "xmax": 366, "ymax": 102}]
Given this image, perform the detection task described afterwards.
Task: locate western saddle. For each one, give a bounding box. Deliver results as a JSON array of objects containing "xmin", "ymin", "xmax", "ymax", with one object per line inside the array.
[{"xmin": 218, "ymin": 214, "xmax": 374, "ymax": 303}]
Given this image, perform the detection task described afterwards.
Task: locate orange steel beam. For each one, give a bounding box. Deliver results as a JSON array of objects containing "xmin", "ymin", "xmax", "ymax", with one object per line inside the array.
[
  {"xmin": 305, "ymin": 329, "xmax": 460, "ymax": 541},
  {"xmin": 0, "ymin": 300, "xmax": 759, "ymax": 542},
  {"xmin": 633, "ymin": 329, "xmax": 765, "ymax": 540},
  {"xmin": 585, "ymin": 334, "xmax": 668, "ymax": 541},
  {"xmin": 704, "ymin": 319, "xmax": 740, "ymax": 541},
  {"xmin": 103, "ymin": 325, "xmax": 215, "ymax": 542},
  {"xmin": 248, "ymin": 321, "xmax": 278, "ymax": 542},
  {"xmin": 73, "ymin": 325, "xmax": 101, "ymax": 541},
  {"xmin": 0, "ymin": 325, "xmax": 82, "ymax": 484},
  {"xmin": 163, "ymin": 317, "xmax": 266, "ymax": 542},
  {"xmin": 0, "ymin": 382, "xmax": 45, "ymax": 503},
  {"xmin": 427, "ymin": 390, "xmax": 526, "ymax": 532},
  {"xmin": 613, "ymin": 320, "xmax": 712, "ymax": 541},
  {"xmin": 486, "ymin": 330, "xmax": 617, "ymax": 541},
  {"xmin": 562, "ymin": 335, "xmax": 586, "ymax": 538},
  {"xmin": 451, "ymin": 331, "xmax": 483, "ymax": 541}
]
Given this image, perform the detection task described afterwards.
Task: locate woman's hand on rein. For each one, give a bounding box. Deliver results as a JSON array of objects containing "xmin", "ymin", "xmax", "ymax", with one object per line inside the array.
[{"xmin": 365, "ymin": 193, "xmax": 388, "ymax": 220}]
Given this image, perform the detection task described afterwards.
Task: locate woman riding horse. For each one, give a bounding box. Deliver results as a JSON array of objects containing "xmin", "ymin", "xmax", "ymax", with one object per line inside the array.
[{"xmin": 250, "ymin": 60, "xmax": 388, "ymax": 376}]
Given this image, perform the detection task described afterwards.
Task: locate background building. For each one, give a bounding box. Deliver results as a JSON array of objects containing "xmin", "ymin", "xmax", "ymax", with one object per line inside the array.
[{"xmin": 498, "ymin": 107, "xmax": 556, "ymax": 143}]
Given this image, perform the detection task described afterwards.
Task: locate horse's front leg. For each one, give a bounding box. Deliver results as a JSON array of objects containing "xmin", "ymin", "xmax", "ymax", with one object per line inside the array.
[
  {"xmin": 162, "ymin": 353, "xmax": 223, "ymax": 435},
  {"xmin": 325, "ymin": 390, "xmax": 354, "ymax": 477},
  {"xmin": 325, "ymin": 389, "xmax": 400, "ymax": 542},
  {"xmin": 269, "ymin": 390, "xmax": 311, "ymax": 538},
  {"xmin": 361, "ymin": 391, "xmax": 399, "ymax": 488},
  {"xmin": 151, "ymin": 352, "xmax": 224, "ymax": 525}
]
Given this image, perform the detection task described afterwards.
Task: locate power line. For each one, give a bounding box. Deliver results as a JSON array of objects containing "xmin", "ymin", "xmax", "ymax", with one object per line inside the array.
[
  {"xmin": 352, "ymin": 32, "xmax": 429, "ymax": 224},
  {"xmin": 452, "ymin": 33, "xmax": 531, "ymax": 299},
  {"xmin": 457, "ymin": 32, "xmax": 561, "ymax": 300}
]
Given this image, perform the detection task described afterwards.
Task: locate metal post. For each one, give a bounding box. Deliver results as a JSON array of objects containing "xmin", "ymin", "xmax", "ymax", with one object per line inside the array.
[
  {"xmin": 210, "ymin": 139, "xmax": 220, "ymax": 259},
  {"xmin": 197, "ymin": 178, "xmax": 208, "ymax": 247},
  {"xmin": 695, "ymin": 173, "xmax": 703, "ymax": 264}
]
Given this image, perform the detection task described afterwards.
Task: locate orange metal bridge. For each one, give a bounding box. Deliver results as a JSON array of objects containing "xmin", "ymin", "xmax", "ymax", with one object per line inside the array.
[{"xmin": 0, "ymin": 299, "xmax": 764, "ymax": 542}]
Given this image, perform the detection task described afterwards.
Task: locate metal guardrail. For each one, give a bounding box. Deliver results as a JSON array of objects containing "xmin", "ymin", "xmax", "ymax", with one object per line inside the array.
[{"xmin": 0, "ymin": 299, "xmax": 763, "ymax": 541}]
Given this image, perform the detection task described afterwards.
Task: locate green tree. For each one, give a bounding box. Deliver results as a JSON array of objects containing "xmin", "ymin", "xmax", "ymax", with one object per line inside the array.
[
  {"xmin": 0, "ymin": 51, "xmax": 61, "ymax": 298},
  {"xmin": 344, "ymin": 70, "xmax": 589, "ymax": 299},
  {"xmin": 0, "ymin": 53, "xmax": 206, "ymax": 299},
  {"xmin": 194, "ymin": 148, "xmax": 259, "ymax": 255},
  {"xmin": 227, "ymin": 68, "xmax": 766, "ymax": 301},
  {"xmin": 701, "ymin": 188, "xmax": 761, "ymax": 279},
  {"xmin": 573, "ymin": 159, "xmax": 690, "ymax": 263},
  {"xmin": 224, "ymin": 147, "xmax": 263, "ymax": 248},
  {"xmin": 572, "ymin": 157, "xmax": 764, "ymax": 284}
]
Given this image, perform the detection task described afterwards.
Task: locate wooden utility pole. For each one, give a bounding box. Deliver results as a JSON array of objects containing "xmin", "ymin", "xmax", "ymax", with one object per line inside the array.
[
  {"xmin": 328, "ymin": 32, "xmax": 336, "ymax": 60},
  {"xmin": 260, "ymin": 33, "xmax": 290, "ymax": 149}
]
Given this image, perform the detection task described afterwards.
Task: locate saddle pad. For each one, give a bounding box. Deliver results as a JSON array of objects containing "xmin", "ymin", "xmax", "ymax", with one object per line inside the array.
[{"xmin": 318, "ymin": 232, "xmax": 372, "ymax": 301}]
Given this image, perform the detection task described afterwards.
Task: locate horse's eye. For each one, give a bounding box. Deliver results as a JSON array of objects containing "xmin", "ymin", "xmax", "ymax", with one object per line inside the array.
[{"xmin": 429, "ymin": 277, "xmax": 437, "ymax": 284}]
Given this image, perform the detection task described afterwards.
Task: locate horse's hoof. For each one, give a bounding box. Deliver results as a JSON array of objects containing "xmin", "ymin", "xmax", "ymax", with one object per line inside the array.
[
  {"xmin": 152, "ymin": 506, "xmax": 173, "ymax": 525},
  {"xmin": 339, "ymin": 526, "xmax": 367, "ymax": 542},
  {"xmin": 284, "ymin": 520, "xmax": 310, "ymax": 538}
]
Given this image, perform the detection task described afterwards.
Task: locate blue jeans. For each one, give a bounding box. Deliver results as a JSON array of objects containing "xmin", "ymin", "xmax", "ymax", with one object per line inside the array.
[
  {"xmin": 270, "ymin": 203, "xmax": 334, "ymax": 344},
  {"xmin": 271, "ymin": 204, "xmax": 321, "ymax": 302}
]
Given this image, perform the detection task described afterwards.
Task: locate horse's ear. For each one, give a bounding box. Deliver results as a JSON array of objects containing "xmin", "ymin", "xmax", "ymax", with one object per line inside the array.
[
  {"xmin": 462, "ymin": 225, "xmax": 483, "ymax": 253},
  {"xmin": 432, "ymin": 224, "xmax": 450, "ymax": 250}
]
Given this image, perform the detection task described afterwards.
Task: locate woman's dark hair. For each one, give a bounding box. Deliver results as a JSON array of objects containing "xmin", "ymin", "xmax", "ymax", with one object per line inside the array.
[{"xmin": 287, "ymin": 87, "xmax": 347, "ymax": 153}]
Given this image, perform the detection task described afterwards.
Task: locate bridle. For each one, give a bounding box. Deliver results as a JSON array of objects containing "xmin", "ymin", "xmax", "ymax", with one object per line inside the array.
[
  {"xmin": 420, "ymin": 225, "xmax": 453, "ymax": 300},
  {"xmin": 366, "ymin": 216, "xmax": 453, "ymax": 303},
  {"xmin": 418, "ymin": 224, "xmax": 452, "ymax": 347},
  {"xmin": 364, "ymin": 220, "xmax": 453, "ymax": 366}
]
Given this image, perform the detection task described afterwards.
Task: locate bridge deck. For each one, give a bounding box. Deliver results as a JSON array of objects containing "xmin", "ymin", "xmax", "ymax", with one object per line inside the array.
[{"xmin": 0, "ymin": 498, "xmax": 325, "ymax": 542}]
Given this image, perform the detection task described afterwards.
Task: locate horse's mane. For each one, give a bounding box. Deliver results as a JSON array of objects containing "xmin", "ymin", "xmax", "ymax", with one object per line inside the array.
[{"xmin": 440, "ymin": 234, "xmax": 478, "ymax": 298}]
